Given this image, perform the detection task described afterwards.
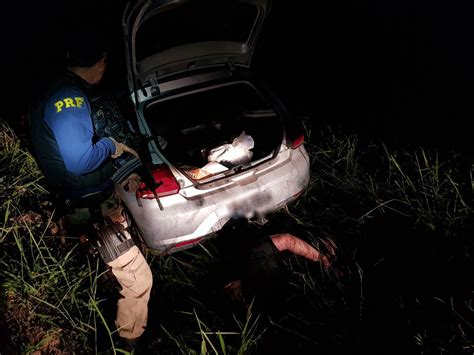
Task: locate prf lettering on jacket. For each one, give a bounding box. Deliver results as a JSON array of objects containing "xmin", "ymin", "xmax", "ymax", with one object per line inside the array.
[{"xmin": 54, "ymin": 97, "xmax": 85, "ymax": 113}]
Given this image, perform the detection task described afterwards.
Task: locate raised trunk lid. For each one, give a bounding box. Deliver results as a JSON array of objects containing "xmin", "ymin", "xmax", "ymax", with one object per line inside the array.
[{"xmin": 122, "ymin": 0, "xmax": 270, "ymax": 96}]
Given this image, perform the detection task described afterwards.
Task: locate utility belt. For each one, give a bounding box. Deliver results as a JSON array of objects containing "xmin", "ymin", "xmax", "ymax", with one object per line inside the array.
[{"xmin": 56, "ymin": 191, "xmax": 136, "ymax": 264}]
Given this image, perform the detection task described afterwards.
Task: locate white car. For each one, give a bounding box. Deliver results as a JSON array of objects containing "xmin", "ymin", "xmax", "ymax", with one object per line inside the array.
[{"xmin": 114, "ymin": 0, "xmax": 310, "ymax": 253}]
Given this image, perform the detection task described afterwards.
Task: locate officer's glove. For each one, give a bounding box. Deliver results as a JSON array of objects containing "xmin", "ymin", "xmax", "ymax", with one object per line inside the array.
[{"xmin": 109, "ymin": 137, "xmax": 139, "ymax": 158}]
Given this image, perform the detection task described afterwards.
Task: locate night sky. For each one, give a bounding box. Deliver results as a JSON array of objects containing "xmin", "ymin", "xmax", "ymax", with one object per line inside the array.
[{"xmin": 1, "ymin": 0, "xmax": 473, "ymax": 152}]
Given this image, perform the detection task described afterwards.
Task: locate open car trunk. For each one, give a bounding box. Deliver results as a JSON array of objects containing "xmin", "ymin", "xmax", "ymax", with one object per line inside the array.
[{"xmin": 144, "ymin": 82, "xmax": 284, "ymax": 182}]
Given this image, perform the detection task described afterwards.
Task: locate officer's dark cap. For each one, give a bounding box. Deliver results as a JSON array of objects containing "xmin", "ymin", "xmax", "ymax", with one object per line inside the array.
[{"xmin": 66, "ymin": 25, "xmax": 108, "ymax": 68}]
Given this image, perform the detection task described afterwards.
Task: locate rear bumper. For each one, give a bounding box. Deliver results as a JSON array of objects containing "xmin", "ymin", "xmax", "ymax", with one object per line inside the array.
[{"xmin": 116, "ymin": 146, "xmax": 310, "ymax": 252}]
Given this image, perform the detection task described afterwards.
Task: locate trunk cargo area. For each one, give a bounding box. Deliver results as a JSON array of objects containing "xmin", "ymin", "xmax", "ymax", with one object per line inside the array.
[{"xmin": 144, "ymin": 82, "xmax": 284, "ymax": 181}]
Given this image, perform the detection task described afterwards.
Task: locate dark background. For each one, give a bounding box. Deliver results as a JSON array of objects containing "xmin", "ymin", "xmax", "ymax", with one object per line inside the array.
[{"xmin": 1, "ymin": 0, "xmax": 473, "ymax": 152}]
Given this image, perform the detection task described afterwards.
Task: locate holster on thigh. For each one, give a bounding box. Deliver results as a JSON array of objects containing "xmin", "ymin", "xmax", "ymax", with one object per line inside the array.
[{"xmin": 92, "ymin": 223, "xmax": 136, "ymax": 264}]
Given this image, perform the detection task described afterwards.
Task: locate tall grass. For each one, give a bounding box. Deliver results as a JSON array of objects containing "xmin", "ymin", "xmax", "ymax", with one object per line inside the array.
[
  {"xmin": 1, "ymin": 216, "xmax": 107, "ymax": 353},
  {"xmin": 293, "ymin": 123, "xmax": 472, "ymax": 238},
  {"xmin": 383, "ymin": 147, "xmax": 472, "ymax": 235},
  {"xmin": 0, "ymin": 120, "xmax": 117, "ymax": 353},
  {"xmin": 0, "ymin": 121, "xmax": 47, "ymax": 211},
  {"xmin": 161, "ymin": 299, "xmax": 263, "ymax": 355}
]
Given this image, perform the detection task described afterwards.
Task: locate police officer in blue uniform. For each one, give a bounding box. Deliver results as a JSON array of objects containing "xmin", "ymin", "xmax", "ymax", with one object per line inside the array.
[{"xmin": 30, "ymin": 29, "xmax": 153, "ymax": 350}]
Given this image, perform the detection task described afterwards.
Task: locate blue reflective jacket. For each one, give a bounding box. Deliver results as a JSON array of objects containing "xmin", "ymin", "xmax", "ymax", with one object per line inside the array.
[
  {"xmin": 30, "ymin": 71, "xmax": 116, "ymax": 199},
  {"xmin": 44, "ymin": 84, "xmax": 115, "ymax": 175}
]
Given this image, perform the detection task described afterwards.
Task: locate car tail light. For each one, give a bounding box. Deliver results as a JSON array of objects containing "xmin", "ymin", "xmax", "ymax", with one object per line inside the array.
[
  {"xmin": 138, "ymin": 164, "xmax": 180, "ymax": 199},
  {"xmin": 291, "ymin": 134, "xmax": 305, "ymax": 149}
]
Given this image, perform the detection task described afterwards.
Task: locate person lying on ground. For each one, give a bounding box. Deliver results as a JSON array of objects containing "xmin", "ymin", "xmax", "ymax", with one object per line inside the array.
[{"xmin": 224, "ymin": 232, "xmax": 337, "ymax": 303}]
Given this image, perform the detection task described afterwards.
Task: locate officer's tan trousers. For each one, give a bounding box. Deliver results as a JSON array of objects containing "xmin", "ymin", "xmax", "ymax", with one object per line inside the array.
[{"xmin": 107, "ymin": 246, "xmax": 153, "ymax": 339}]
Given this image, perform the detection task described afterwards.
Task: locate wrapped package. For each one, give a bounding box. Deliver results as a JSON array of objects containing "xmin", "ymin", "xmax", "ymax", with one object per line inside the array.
[{"xmin": 207, "ymin": 131, "xmax": 254, "ymax": 167}]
